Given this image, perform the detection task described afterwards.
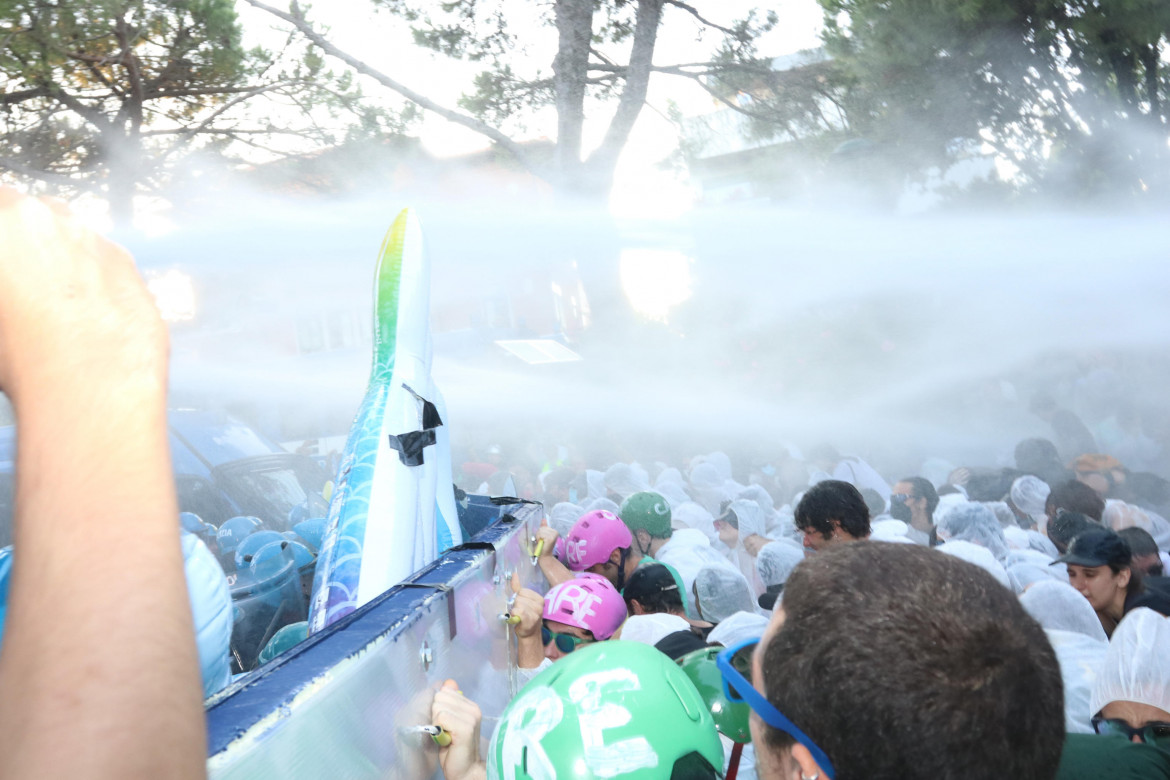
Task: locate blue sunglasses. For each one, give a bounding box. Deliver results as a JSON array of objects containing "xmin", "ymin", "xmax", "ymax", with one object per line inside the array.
[{"xmin": 715, "ymin": 638, "xmax": 836, "ymax": 780}]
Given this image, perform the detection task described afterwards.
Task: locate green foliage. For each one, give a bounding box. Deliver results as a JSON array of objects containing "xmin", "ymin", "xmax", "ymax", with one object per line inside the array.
[
  {"xmin": 809, "ymin": 0, "xmax": 1170, "ymax": 199},
  {"xmin": 458, "ymin": 65, "xmax": 551, "ymax": 129},
  {"xmin": 0, "ymin": 0, "xmax": 399, "ymax": 215}
]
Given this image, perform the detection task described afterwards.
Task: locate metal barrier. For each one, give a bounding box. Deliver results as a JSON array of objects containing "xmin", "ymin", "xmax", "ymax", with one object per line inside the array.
[{"xmin": 206, "ymin": 499, "xmax": 544, "ymax": 779}]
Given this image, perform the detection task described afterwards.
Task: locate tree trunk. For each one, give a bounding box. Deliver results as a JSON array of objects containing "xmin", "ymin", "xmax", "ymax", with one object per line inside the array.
[
  {"xmin": 106, "ymin": 136, "xmax": 138, "ymax": 228},
  {"xmin": 552, "ymin": 0, "xmax": 595, "ymax": 190},
  {"xmin": 1139, "ymin": 43, "xmax": 1161, "ymax": 123},
  {"xmin": 108, "ymin": 13, "xmax": 147, "ymax": 227},
  {"xmin": 582, "ymin": 0, "xmax": 665, "ymax": 196}
]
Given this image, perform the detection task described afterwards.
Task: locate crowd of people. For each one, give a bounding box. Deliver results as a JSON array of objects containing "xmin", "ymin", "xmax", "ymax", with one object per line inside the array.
[
  {"xmin": 2, "ymin": 187, "xmax": 1169, "ymax": 779},
  {"xmin": 427, "ymin": 442, "xmax": 1170, "ymax": 779}
]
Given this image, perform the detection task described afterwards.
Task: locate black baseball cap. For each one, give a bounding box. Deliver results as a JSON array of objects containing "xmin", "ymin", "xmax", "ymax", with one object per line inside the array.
[
  {"xmin": 757, "ymin": 583, "xmax": 783, "ymax": 611},
  {"xmin": 1052, "ymin": 527, "xmax": 1132, "ymax": 568},
  {"xmin": 654, "ymin": 630, "xmax": 709, "ymax": 660}
]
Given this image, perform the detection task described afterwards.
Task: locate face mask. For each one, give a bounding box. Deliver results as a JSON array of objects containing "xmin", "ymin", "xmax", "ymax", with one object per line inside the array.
[{"xmin": 889, "ymin": 500, "xmax": 912, "ymax": 522}]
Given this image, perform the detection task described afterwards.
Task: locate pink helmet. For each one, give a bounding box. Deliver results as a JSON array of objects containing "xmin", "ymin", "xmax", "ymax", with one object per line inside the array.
[
  {"xmin": 542, "ymin": 573, "xmax": 627, "ymax": 640},
  {"xmin": 564, "ymin": 510, "xmax": 632, "ymax": 571}
]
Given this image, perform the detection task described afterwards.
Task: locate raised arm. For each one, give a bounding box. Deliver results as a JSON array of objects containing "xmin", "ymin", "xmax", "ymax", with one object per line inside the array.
[{"xmin": 0, "ymin": 191, "xmax": 205, "ymax": 778}]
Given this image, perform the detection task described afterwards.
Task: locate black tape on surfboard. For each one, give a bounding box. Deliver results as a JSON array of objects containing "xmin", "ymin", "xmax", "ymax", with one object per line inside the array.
[{"xmin": 387, "ymin": 429, "xmax": 437, "ymax": 467}]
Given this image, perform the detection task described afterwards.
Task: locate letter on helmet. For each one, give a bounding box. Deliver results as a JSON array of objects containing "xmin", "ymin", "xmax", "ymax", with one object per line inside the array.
[
  {"xmin": 565, "ymin": 510, "xmax": 632, "ymax": 571},
  {"xmin": 488, "ymin": 641, "xmax": 723, "ymax": 780}
]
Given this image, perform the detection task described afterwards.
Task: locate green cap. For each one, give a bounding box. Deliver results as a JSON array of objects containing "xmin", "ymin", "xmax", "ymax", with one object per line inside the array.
[
  {"xmin": 620, "ymin": 491, "xmax": 673, "ymax": 538},
  {"xmin": 677, "ymin": 647, "xmax": 752, "ymax": 743},
  {"xmin": 487, "ymin": 640, "xmax": 723, "ymax": 779}
]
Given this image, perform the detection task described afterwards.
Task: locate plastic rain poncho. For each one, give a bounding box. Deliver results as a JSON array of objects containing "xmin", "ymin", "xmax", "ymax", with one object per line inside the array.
[
  {"xmin": 629, "ymin": 461, "xmax": 651, "ymax": 488},
  {"xmin": 726, "ymin": 498, "xmax": 768, "ymax": 595},
  {"xmin": 832, "ymin": 456, "xmax": 891, "ymax": 503},
  {"xmin": 1006, "ymin": 548, "xmax": 1060, "ymax": 569},
  {"xmin": 1147, "ymin": 510, "xmax": 1170, "ymax": 552},
  {"xmin": 934, "ymin": 493, "xmax": 970, "ymax": 526},
  {"xmin": 656, "ymin": 534, "xmax": 736, "ymax": 620},
  {"xmin": 582, "ymin": 497, "xmax": 620, "ymax": 516},
  {"xmin": 1008, "ymin": 562, "xmax": 1063, "ymax": 594},
  {"xmin": 871, "ymin": 519, "xmax": 915, "ymax": 543},
  {"xmin": 738, "ymin": 485, "xmax": 777, "ymax": 524},
  {"xmin": 1027, "ymin": 530, "xmax": 1060, "ymax": 558},
  {"xmin": 755, "ymin": 541, "xmax": 805, "ymax": 590},
  {"xmin": 672, "ymin": 501, "xmax": 718, "ymax": 544},
  {"xmin": 550, "ymin": 502, "xmax": 585, "ymax": 539},
  {"xmin": 935, "ymin": 502, "xmax": 1010, "ymax": 562},
  {"xmin": 694, "ymin": 565, "xmax": 757, "ymax": 623},
  {"xmin": 771, "ymin": 512, "xmax": 799, "ymax": 542},
  {"xmin": 1090, "ymin": 607, "xmax": 1170, "ymax": 716},
  {"xmin": 1019, "ymin": 580, "xmax": 1107, "ymax": 642},
  {"xmin": 585, "ymin": 469, "xmax": 606, "ymax": 502},
  {"xmin": 702, "ymin": 452, "xmax": 734, "ymax": 482},
  {"xmin": 1045, "ymin": 628, "xmax": 1108, "ymax": 733},
  {"xmin": 936, "ymin": 541, "xmax": 1011, "ymax": 589},
  {"xmin": 1004, "ymin": 526, "xmax": 1031, "ymax": 550},
  {"xmin": 654, "ymin": 479, "xmax": 693, "ymax": 510},
  {"xmin": 657, "ymin": 528, "xmax": 710, "ymax": 555},
  {"xmin": 688, "ymin": 462, "xmax": 730, "ymax": 518},
  {"xmin": 655, "ymin": 467, "xmax": 685, "ymax": 488},
  {"xmin": 707, "ymin": 611, "xmax": 770, "ymax": 648},
  {"xmin": 984, "ymin": 501, "xmax": 1019, "ymax": 528},
  {"xmin": 604, "ymin": 463, "xmax": 650, "ymax": 501},
  {"xmin": 1103, "ymin": 499, "xmax": 1153, "ymax": 534},
  {"xmin": 619, "ymin": 613, "xmax": 691, "ymax": 647},
  {"xmin": 728, "ymin": 498, "xmax": 767, "ymax": 540},
  {"xmin": 1011, "ymin": 475, "xmax": 1051, "ymax": 528}
]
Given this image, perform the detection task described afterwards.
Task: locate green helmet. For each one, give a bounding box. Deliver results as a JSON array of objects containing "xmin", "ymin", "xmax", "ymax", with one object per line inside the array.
[
  {"xmin": 677, "ymin": 647, "xmax": 751, "ymax": 744},
  {"xmin": 488, "ymin": 641, "xmax": 724, "ymax": 780},
  {"xmin": 257, "ymin": 621, "xmax": 308, "ymax": 665},
  {"xmin": 620, "ymin": 491, "xmax": 672, "ymax": 538}
]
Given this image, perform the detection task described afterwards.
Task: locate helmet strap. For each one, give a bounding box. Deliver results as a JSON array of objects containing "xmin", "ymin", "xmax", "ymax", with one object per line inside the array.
[
  {"xmin": 634, "ymin": 530, "xmax": 651, "ymax": 558},
  {"xmin": 616, "ymin": 547, "xmax": 630, "ymax": 591}
]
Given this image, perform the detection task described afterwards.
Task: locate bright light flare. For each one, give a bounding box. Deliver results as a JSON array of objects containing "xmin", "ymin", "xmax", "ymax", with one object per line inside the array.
[
  {"xmin": 619, "ymin": 248, "xmax": 693, "ymax": 323},
  {"xmin": 147, "ymin": 269, "xmax": 197, "ymax": 322}
]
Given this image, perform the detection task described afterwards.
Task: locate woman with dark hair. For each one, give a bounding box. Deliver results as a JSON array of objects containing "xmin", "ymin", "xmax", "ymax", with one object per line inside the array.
[{"xmin": 1055, "ymin": 527, "xmax": 1170, "ymax": 637}]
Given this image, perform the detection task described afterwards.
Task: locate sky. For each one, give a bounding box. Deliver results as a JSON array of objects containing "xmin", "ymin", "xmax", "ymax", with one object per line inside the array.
[{"xmin": 235, "ymin": 0, "xmax": 826, "ymax": 194}]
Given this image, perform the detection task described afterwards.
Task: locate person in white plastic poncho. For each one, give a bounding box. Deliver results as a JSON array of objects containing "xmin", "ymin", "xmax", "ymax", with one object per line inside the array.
[
  {"xmin": 1020, "ymin": 580, "xmax": 1108, "ymax": 734},
  {"xmin": 1089, "ymin": 607, "xmax": 1170, "ymax": 746}
]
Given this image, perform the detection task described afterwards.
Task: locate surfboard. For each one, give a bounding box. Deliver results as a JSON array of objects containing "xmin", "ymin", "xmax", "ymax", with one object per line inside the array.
[{"xmin": 308, "ymin": 209, "xmax": 463, "ymax": 632}]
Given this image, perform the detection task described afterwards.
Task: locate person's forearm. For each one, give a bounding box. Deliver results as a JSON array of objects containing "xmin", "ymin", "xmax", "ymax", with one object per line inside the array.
[
  {"xmin": 517, "ymin": 632, "xmax": 545, "ymax": 669},
  {"xmin": 445, "ymin": 761, "xmax": 488, "ymax": 780},
  {"xmin": 0, "ymin": 386, "xmax": 205, "ymax": 777},
  {"xmin": 537, "ymin": 555, "xmax": 573, "ymax": 587}
]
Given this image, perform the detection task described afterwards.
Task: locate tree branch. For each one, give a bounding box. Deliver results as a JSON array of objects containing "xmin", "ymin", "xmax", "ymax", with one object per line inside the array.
[
  {"xmin": 243, "ymin": 0, "xmax": 542, "ymax": 176},
  {"xmin": 663, "ymin": 0, "xmax": 738, "ymax": 38},
  {"xmin": 158, "ymin": 81, "xmax": 295, "ymax": 158},
  {"xmin": 143, "ymin": 127, "xmax": 306, "ymax": 136},
  {"xmin": 0, "ymin": 157, "xmax": 84, "ymax": 186},
  {"xmin": 44, "ymin": 85, "xmax": 115, "ymax": 134}
]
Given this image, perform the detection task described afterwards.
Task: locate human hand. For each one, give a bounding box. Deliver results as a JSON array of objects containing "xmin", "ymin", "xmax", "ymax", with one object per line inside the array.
[
  {"xmin": 0, "ymin": 190, "xmax": 167, "ymax": 410},
  {"xmin": 743, "ymin": 533, "xmax": 769, "ymax": 557},
  {"xmin": 509, "ymin": 572, "xmax": 543, "ymax": 640},
  {"xmin": 536, "ymin": 520, "xmax": 559, "ymax": 559},
  {"xmin": 431, "ymin": 680, "xmax": 485, "ymax": 780},
  {"xmin": 948, "ymin": 467, "xmax": 971, "ymax": 487}
]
